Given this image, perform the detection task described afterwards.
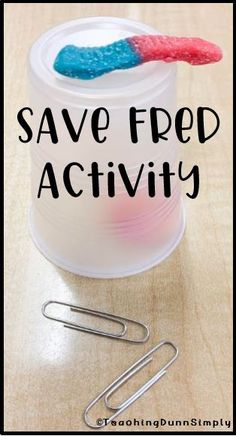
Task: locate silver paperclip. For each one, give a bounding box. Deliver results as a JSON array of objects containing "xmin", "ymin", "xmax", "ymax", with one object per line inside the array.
[
  {"xmin": 42, "ymin": 300, "xmax": 149, "ymax": 343},
  {"xmin": 84, "ymin": 340, "xmax": 178, "ymax": 428}
]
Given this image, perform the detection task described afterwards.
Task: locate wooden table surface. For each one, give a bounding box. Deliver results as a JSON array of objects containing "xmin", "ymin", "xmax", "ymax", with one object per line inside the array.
[{"xmin": 4, "ymin": 3, "xmax": 233, "ymax": 432}]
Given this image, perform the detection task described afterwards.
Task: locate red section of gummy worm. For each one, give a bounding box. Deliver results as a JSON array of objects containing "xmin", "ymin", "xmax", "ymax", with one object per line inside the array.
[{"xmin": 128, "ymin": 35, "xmax": 222, "ymax": 65}]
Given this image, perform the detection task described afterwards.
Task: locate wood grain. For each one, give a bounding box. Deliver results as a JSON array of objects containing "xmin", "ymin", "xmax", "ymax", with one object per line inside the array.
[{"xmin": 4, "ymin": 3, "xmax": 233, "ymax": 432}]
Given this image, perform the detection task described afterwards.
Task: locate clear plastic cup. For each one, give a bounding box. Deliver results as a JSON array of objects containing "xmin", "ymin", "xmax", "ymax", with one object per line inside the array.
[{"xmin": 28, "ymin": 16, "xmax": 185, "ymax": 278}]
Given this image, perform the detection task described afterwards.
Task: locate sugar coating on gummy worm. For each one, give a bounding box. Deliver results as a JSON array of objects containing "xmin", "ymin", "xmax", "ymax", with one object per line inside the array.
[{"xmin": 53, "ymin": 35, "xmax": 222, "ymax": 80}]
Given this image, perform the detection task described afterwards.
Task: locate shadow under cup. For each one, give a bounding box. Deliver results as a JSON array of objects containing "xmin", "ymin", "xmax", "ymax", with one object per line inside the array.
[{"xmin": 28, "ymin": 16, "xmax": 185, "ymax": 278}]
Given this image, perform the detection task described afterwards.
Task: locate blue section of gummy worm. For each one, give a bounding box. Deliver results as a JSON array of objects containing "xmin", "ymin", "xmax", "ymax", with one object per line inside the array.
[{"xmin": 53, "ymin": 39, "xmax": 142, "ymax": 80}]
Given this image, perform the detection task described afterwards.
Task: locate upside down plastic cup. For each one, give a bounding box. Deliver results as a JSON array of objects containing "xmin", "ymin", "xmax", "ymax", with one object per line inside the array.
[{"xmin": 28, "ymin": 16, "xmax": 185, "ymax": 278}]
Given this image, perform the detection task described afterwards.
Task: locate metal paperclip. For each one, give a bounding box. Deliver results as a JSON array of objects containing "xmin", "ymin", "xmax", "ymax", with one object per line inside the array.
[
  {"xmin": 84, "ymin": 340, "xmax": 178, "ymax": 428},
  {"xmin": 42, "ymin": 300, "xmax": 150, "ymax": 343}
]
